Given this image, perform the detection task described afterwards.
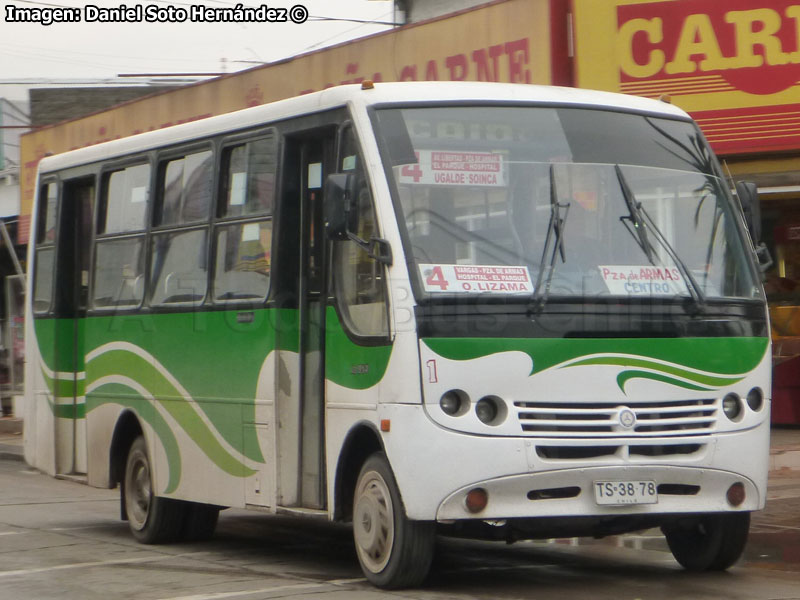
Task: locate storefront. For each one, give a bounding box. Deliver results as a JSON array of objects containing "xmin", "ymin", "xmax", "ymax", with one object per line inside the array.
[{"xmin": 572, "ymin": 0, "xmax": 800, "ymax": 422}]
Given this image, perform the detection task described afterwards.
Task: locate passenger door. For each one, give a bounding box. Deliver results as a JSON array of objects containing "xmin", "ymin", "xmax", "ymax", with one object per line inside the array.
[
  {"xmin": 31, "ymin": 176, "xmax": 94, "ymax": 475},
  {"xmin": 274, "ymin": 127, "xmax": 335, "ymax": 510}
]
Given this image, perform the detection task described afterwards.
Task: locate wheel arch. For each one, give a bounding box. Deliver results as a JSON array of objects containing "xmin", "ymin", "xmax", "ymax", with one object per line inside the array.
[
  {"xmin": 109, "ymin": 410, "xmax": 144, "ymax": 487},
  {"xmin": 332, "ymin": 421, "xmax": 385, "ymax": 522}
]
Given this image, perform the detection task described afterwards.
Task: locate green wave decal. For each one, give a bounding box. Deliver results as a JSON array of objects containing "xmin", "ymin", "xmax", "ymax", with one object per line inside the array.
[
  {"xmin": 616, "ymin": 370, "xmax": 713, "ymax": 392},
  {"xmin": 40, "ymin": 388, "xmax": 87, "ymax": 420},
  {"xmin": 422, "ymin": 337, "xmax": 768, "ymax": 377},
  {"xmin": 88, "ymin": 383, "xmax": 182, "ymax": 494},
  {"xmin": 39, "ymin": 364, "xmax": 86, "ymax": 419},
  {"xmin": 40, "ymin": 366, "xmax": 86, "ymax": 399},
  {"xmin": 52, "ymin": 402, "xmax": 87, "ymax": 419},
  {"xmin": 87, "ymin": 349, "xmax": 257, "ymax": 480},
  {"xmin": 564, "ymin": 356, "xmax": 744, "ymax": 391}
]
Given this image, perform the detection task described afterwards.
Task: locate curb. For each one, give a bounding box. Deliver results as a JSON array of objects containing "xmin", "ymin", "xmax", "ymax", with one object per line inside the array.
[
  {"xmin": 0, "ymin": 419, "xmax": 22, "ymax": 435},
  {"xmin": 0, "ymin": 439, "xmax": 24, "ymax": 462}
]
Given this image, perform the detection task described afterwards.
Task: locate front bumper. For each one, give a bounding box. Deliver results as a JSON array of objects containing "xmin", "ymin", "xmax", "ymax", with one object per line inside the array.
[{"xmin": 437, "ymin": 464, "xmax": 760, "ymax": 521}]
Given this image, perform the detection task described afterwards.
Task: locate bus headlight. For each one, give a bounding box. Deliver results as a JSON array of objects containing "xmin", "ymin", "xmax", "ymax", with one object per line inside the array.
[
  {"xmin": 476, "ymin": 396, "xmax": 507, "ymax": 426},
  {"xmin": 440, "ymin": 389, "xmax": 469, "ymax": 416},
  {"xmin": 746, "ymin": 387, "xmax": 764, "ymax": 412},
  {"xmin": 722, "ymin": 393, "xmax": 743, "ymax": 421}
]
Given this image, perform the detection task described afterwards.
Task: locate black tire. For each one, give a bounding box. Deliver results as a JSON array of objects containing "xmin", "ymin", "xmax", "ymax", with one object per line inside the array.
[
  {"xmin": 663, "ymin": 512, "xmax": 750, "ymax": 571},
  {"xmin": 123, "ymin": 436, "xmax": 186, "ymax": 544},
  {"xmin": 352, "ymin": 452, "xmax": 435, "ymax": 589},
  {"xmin": 181, "ymin": 502, "xmax": 220, "ymax": 542}
]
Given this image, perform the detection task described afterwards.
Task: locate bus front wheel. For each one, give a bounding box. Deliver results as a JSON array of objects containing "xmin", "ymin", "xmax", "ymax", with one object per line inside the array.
[
  {"xmin": 123, "ymin": 436, "xmax": 186, "ymax": 544},
  {"xmin": 663, "ymin": 512, "xmax": 750, "ymax": 571},
  {"xmin": 352, "ymin": 453, "xmax": 435, "ymax": 588}
]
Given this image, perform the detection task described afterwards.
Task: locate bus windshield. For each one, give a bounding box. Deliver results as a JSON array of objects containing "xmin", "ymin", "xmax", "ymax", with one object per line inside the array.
[{"xmin": 374, "ymin": 106, "xmax": 761, "ymax": 302}]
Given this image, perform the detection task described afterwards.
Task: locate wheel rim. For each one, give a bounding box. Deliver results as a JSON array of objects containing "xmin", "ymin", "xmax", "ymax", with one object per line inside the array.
[
  {"xmin": 353, "ymin": 469, "xmax": 395, "ymax": 574},
  {"xmin": 126, "ymin": 448, "xmax": 151, "ymax": 531}
]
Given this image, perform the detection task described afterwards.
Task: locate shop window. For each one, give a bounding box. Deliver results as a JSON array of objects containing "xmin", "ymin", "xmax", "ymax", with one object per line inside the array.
[{"xmin": 766, "ymin": 221, "xmax": 800, "ymax": 358}]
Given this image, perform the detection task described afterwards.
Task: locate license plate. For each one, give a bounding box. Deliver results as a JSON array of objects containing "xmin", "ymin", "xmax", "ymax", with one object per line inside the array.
[{"xmin": 594, "ymin": 480, "xmax": 658, "ymax": 505}]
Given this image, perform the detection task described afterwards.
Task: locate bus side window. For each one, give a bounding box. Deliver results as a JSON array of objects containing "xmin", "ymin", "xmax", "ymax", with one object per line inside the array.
[
  {"xmin": 156, "ymin": 150, "xmax": 213, "ymax": 226},
  {"xmin": 213, "ymin": 134, "xmax": 276, "ymax": 303},
  {"xmin": 149, "ymin": 149, "xmax": 214, "ymax": 306},
  {"xmin": 332, "ymin": 127, "xmax": 389, "ymax": 338},
  {"xmin": 93, "ymin": 164, "xmax": 149, "ymax": 308},
  {"xmin": 33, "ymin": 182, "xmax": 58, "ymax": 313}
]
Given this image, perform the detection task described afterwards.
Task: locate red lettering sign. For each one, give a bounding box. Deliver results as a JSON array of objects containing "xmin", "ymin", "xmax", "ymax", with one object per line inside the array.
[{"xmin": 618, "ymin": 0, "xmax": 800, "ymax": 95}]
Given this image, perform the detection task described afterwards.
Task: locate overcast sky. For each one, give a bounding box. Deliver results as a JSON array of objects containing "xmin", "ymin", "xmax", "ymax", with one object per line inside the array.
[{"xmin": 0, "ymin": 0, "xmax": 396, "ymax": 100}]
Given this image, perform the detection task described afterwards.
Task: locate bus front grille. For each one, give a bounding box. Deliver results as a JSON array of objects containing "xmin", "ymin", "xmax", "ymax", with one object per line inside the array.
[{"xmin": 514, "ymin": 398, "xmax": 717, "ymax": 437}]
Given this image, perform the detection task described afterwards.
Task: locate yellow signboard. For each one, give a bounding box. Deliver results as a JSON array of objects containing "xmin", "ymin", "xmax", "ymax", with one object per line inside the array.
[
  {"xmin": 19, "ymin": 0, "xmax": 559, "ymax": 243},
  {"xmin": 573, "ymin": 0, "xmax": 800, "ymax": 156}
]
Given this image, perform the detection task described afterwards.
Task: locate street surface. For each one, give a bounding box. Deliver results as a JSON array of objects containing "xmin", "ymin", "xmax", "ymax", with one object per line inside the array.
[{"xmin": 1, "ymin": 444, "xmax": 800, "ymax": 599}]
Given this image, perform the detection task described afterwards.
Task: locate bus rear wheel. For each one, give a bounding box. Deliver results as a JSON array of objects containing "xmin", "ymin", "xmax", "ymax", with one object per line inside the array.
[
  {"xmin": 663, "ymin": 512, "xmax": 750, "ymax": 571},
  {"xmin": 352, "ymin": 452, "xmax": 435, "ymax": 589},
  {"xmin": 123, "ymin": 436, "xmax": 186, "ymax": 544}
]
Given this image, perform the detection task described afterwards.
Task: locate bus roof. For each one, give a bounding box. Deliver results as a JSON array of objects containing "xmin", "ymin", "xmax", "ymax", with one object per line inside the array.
[{"xmin": 37, "ymin": 82, "xmax": 691, "ymax": 175}]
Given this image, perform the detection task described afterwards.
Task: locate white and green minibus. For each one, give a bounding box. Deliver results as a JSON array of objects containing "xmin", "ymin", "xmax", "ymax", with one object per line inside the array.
[{"xmin": 25, "ymin": 82, "xmax": 771, "ymax": 588}]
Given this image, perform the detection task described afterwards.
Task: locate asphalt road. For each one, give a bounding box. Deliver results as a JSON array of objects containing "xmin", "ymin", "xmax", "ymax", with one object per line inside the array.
[{"xmin": 2, "ymin": 456, "xmax": 800, "ymax": 600}]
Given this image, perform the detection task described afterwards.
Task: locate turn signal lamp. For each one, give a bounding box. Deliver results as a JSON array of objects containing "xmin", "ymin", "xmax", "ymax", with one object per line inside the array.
[
  {"xmin": 727, "ymin": 482, "xmax": 745, "ymax": 507},
  {"xmin": 465, "ymin": 488, "xmax": 488, "ymax": 513}
]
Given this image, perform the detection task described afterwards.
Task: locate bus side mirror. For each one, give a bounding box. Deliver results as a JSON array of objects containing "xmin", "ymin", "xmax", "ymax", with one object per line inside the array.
[
  {"xmin": 324, "ymin": 173, "xmax": 358, "ymax": 241},
  {"xmin": 735, "ymin": 181, "xmax": 772, "ymax": 271},
  {"xmin": 736, "ymin": 181, "xmax": 761, "ymax": 242}
]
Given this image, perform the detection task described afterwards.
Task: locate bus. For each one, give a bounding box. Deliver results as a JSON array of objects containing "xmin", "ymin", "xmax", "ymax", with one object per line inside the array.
[{"xmin": 24, "ymin": 82, "xmax": 770, "ymax": 588}]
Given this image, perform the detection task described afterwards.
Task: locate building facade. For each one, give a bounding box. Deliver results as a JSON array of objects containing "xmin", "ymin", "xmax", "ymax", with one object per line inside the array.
[
  {"xmin": 399, "ymin": 0, "xmax": 800, "ymax": 423},
  {"xmin": 18, "ymin": 0, "xmax": 800, "ymax": 421}
]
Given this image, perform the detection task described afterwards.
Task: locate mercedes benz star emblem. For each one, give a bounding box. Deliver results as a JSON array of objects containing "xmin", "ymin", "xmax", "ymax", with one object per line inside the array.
[{"xmin": 618, "ymin": 408, "xmax": 637, "ymax": 429}]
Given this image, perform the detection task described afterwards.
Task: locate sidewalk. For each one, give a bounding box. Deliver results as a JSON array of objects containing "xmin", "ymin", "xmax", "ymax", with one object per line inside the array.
[
  {"xmin": 0, "ymin": 417, "xmax": 23, "ymax": 462},
  {"xmin": 768, "ymin": 425, "xmax": 800, "ymax": 473},
  {"xmin": 3, "ymin": 419, "xmax": 800, "ymax": 472}
]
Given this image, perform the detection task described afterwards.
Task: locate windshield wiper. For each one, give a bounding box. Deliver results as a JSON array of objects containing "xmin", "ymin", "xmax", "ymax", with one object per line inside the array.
[
  {"xmin": 615, "ymin": 166, "xmax": 706, "ymax": 312},
  {"xmin": 530, "ymin": 164, "xmax": 570, "ymax": 313},
  {"xmin": 616, "ymin": 165, "xmax": 656, "ymax": 265}
]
